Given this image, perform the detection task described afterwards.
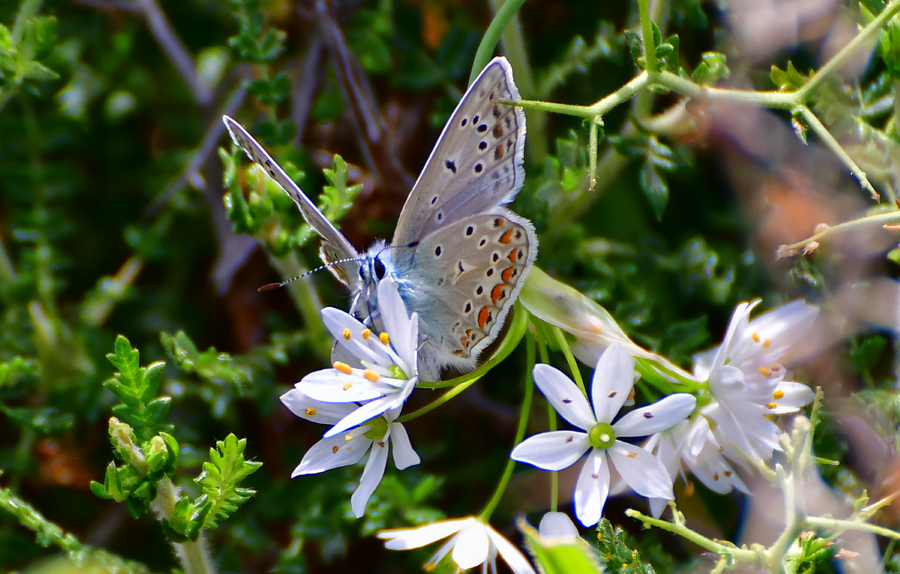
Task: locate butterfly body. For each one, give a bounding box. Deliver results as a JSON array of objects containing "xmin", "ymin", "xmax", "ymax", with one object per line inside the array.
[{"xmin": 224, "ymin": 57, "xmax": 537, "ymax": 381}]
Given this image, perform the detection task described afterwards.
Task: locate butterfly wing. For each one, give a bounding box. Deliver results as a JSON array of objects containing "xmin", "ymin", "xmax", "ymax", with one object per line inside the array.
[
  {"xmin": 399, "ymin": 212, "xmax": 537, "ymax": 379},
  {"xmin": 391, "ymin": 57, "xmax": 526, "ymax": 248},
  {"xmin": 222, "ymin": 116, "xmax": 360, "ymax": 284}
]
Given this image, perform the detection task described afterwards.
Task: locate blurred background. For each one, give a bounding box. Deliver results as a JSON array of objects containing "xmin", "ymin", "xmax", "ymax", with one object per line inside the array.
[{"xmin": 1, "ymin": 0, "xmax": 899, "ymax": 571}]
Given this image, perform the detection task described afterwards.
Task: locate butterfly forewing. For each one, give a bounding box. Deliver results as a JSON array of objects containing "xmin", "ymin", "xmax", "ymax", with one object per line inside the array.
[
  {"xmin": 391, "ymin": 58, "xmax": 526, "ymax": 248},
  {"xmin": 222, "ymin": 116, "xmax": 360, "ymax": 263},
  {"xmin": 407, "ymin": 212, "xmax": 536, "ymax": 370}
]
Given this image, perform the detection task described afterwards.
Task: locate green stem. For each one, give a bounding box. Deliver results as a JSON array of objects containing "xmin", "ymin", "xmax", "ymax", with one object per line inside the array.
[
  {"xmin": 469, "ymin": 0, "xmax": 528, "ymax": 85},
  {"xmin": 781, "ymin": 208, "xmax": 900, "ymax": 252},
  {"xmin": 637, "ymin": 0, "xmax": 658, "ymax": 75},
  {"xmin": 268, "ymin": 253, "xmax": 330, "ymax": 361},
  {"xmin": 0, "ymin": 472, "xmax": 150, "ymax": 573},
  {"xmin": 0, "ymin": 230, "xmax": 17, "ymax": 287},
  {"xmin": 480, "ymin": 322, "xmax": 536, "ymax": 521},
  {"xmin": 11, "ymin": 0, "xmax": 42, "ymax": 42},
  {"xmin": 795, "ymin": 105, "xmax": 876, "ymax": 198},
  {"xmin": 797, "ymin": 0, "xmax": 900, "ymax": 101},
  {"xmin": 153, "ymin": 477, "xmax": 217, "ymax": 574},
  {"xmin": 626, "ymin": 509, "xmax": 763, "ymax": 563},
  {"xmin": 551, "ymin": 326, "xmax": 585, "ymax": 395},
  {"xmin": 487, "ymin": 0, "xmax": 546, "ymax": 163}
]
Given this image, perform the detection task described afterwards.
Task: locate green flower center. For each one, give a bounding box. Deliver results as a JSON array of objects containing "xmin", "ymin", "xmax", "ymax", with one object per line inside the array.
[
  {"xmin": 364, "ymin": 416, "xmax": 389, "ymax": 439},
  {"xmin": 389, "ymin": 364, "xmax": 407, "ymax": 379},
  {"xmin": 588, "ymin": 422, "xmax": 615, "ymax": 449}
]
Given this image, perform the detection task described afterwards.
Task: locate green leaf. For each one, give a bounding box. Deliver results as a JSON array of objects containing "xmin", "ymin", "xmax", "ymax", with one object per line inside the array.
[
  {"xmin": 22, "ymin": 61, "xmax": 57, "ymax": 81},
  {"xmin": 520, "ymin": 519, "xmax": 603, "ymax": 574},
  {"xmin": 194, "ymin": 434, "xmax": 262, "ymax": 531},
  {"xmin": 596, "ymin": 519, "xmax": 656, "ymax": 573}
]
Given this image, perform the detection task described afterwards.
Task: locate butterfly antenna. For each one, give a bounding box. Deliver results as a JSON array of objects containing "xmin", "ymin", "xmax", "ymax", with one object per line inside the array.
[{"xmin": 257, "ymin": 256, "xmax": 365, "ymax": 292}]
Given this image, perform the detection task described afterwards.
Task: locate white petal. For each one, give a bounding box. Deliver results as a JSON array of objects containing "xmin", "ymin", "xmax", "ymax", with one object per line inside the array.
[
  {"xmin": 451, "ymin": 523, "xmax": 490, "ymax": 569},
  {"xmin": 608, "ymin": 441, "xmax": 673, "ymax": 500},
  {"xmin": 538, "ymin": 512, "xmax": 579, "ymax": 543},
  {"xmin": 321, "ymin": 308, "xmax": 390, "ymax": 365},
  {"xmin": 389, "ymin": 422, "xmax": 421, "ymax": 470},
  {"xmin": 590, "ymin": 344, "xmax": 636, "ymax": 424},
  {"xmin": 292, "ymin": 430, "xmax": 371, "ymax": 476},
  {"xmin": 377, "ymin": 517, "xmax": 476, "ymax": 549},
  {"xmin": 280, "ymin": 387, "xmax": 355, "ymax": 424},
  {"xmin": 613, "ymin": 394, "xmax": 697, "ymax": 437},
  {"xmin": 377, "ymin": 278, "xmax": 419, "ymax": 371},
  {"xmin": 323, "ymin": 397, "xmax": 393, "ymax": 438},
  {"xmin": 573, "ymin": 450, "xmax": 610, "ymax": 527},
  {"xmin": 351, "ymin": 437, "xmax": 389, "ymax": 518},
  {"xmin": 749, "ymin": 300, "xmax": 818, "ymax": 357},
  {"xmin": 510, "ymin": 431, "xmax": 591, "ymax": 471},
  {"xmin": 533, "ymin": 364, "xmax": 596, "ymax": 431},
  {"xmin": 768, "ymin": 381, "xmax": 815, "ymax": 413},
  {"xmin": 299, "ymin": 369, "xmax": 385, "ymax": 402},
  {"xmin": 649, "ymin": 497, "xmax": 669, "ymax": 519},
  {"xmin": 488, "ymin": 527, "xmax": 537, "ymax": 574}
]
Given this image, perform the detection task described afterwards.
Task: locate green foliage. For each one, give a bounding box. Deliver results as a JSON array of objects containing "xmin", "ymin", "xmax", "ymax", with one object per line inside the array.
[
  {"xmin": 771, "ymin": 61, "xmax": 809, "ymax": 92},
  {"xmin": 164, "ymin": 434, "xmax": 262, "ymax": 541},
  {"xmin": 608, "ymin": 132, "xmax": 682, "ymax": 218},
  {"xmin": 520, "ymin": 519, "xmax": 603, "ymax": 574},
  {"xmin": 595, "ymin": 519, "xmax": 655, "ymax": 573},
  {"xmin": 1, "ymin": 0, "xmax": 899, "ymax": 571}
]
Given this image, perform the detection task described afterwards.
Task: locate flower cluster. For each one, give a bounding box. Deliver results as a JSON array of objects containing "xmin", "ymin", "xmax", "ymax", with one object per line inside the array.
[
  {"xmin": 511, "ymin": 344, "xmax": 697, "ymax": 526},
  {"xmin": 510, "ymin": 299, "xmax": 819, "ymax": 524},
  {"xmin": 281, "ymin": 275, "xmax": 820, "ymax": 569},
  {"xmin": 280, "ymin": 277, "xmax": 421, "ymax": 517}
]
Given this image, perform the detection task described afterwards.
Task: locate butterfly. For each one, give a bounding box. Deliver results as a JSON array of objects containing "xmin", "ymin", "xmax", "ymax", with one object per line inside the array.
[{"xmin": 223, "ymin": 56, "xmax": 537, "ymax": 382}]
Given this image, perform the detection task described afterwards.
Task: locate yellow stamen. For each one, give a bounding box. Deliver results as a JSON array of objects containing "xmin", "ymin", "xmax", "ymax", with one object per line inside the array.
[
  {"xmin": 773, "ymin": 390, "xmax": 784, "ymax": 399},
  {"xmin": 380, "ymin": 332, "xmax": 390, "ymax": 345},
  {"xmin": 332, "ymin": 446, "xmax": 339, "ymax": 454},
  {"xmin": 362, "ymin": 329, "xmax": 372, "ymax": 340},
  {"xmin": 758, "ymin": 366, "xmax": 773, "ymax": 377},
  {"xmin": 345, "ymin": 433, "xmax": 353, "ymax": 441},
  {"xmin": 751, "ymin": 333, "xmax": 760, "ymax": 343},
  {"xmin": 762, "ymin": 338, "xmax": 772, "ymax": 348},
  {"xmin": 305, "ymin": 407, "xmax": 317, "ymax": 416},
  {"xmin": 626, "ymin": 450, "xmax": 637, "ymax": 459},
  {"xmin": 766, "ymin": 402, "xmax": 777, "ymax": 409},
  {"xmin": 342, "ymin": 328, "xmax": 351, "ymax": 340},
  {"xmin": 343, "ymin": 383, "xmax": 353, "ymax": 390},
  {"xmin": 713, "ymin": 473, "xmax": 719, "ymax": 481},
  {"xmin": 771, "ymin": 364, "xmax": 781, "ymax": 372},
  {"xmin": 723, "ymin": 470, "xmax": 732, "ymax": 477},
  {"xmin": 364, "ymin": 369, "xmax": 380, "ymax": 382},
  {"xmin": 334, "ymin": 361, "xmax": 352, "ymax": 374}
]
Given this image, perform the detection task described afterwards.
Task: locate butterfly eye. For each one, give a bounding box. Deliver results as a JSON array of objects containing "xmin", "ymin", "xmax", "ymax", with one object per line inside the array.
[
  {"xmin": 358, "ymin": 266, "xmax": 366, "ymax": 281},
  {"xmin": 374, "ymin": 257, "xmax": 387, "ymax": 280}
]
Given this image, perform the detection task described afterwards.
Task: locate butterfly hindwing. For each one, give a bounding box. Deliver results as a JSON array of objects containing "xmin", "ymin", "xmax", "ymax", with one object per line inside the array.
[
  {"xmin": 400, "ymin": 212, "xmax": 536, "ymax": 375},
  {"xmin": 391, "ymin": 58, "xmax": 526, "ymax": 249}
]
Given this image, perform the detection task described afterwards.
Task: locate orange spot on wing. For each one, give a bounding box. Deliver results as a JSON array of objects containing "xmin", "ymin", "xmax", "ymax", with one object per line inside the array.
[
  {"xmin": 478, "ymin": 306, "xmax": 492, "ymax": 329},
  {"xmin": 508, "ymin": 249, "xmax": 519, "ymax": 262},
  {"xmin": 501, "ymin": 267, "xmax": 514, "ymax": 283},
  {"xmin": 499, "ymin": 230, "xmax": 515, "ymax": 244},
  {"xmin": 491, "ymin": 284, "xmax": 504, "ymax": 304}
]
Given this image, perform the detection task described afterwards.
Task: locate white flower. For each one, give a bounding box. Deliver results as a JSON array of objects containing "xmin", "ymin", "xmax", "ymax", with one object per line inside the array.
[
  {"xmin": 538, "ymin": 512, "xmax": 579, "ymax": 544},
  {"xmin": 280, "ymin": 389, "xmax": 420, "ymax": 518},
  {"xmin": 696, "ymin": 300, "xmax": 818, "ymax": 463},
  {"xmin": 377, "ymin": 517, "xmax": 535, "ymax": 574},
  {"xmin": 295, "ymin": 277, "xmax": 419, "ymax": 438},
  {"xmin": 642, "ymin": 418, "xmax": 748, "ymax": 518},
  {"xmin": 510, "ymin": 344, "xmax": 697, "ymax": 526}
]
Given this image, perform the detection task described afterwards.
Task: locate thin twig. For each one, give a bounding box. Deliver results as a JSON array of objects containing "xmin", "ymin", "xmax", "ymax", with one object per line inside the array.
[
  {"xmin": 147, "ymin": 83, "xmax": 248, "ymax": 215},
  {"xmin": 134, "ymin": 0, "xmax": 213, "ymax": 105}
]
